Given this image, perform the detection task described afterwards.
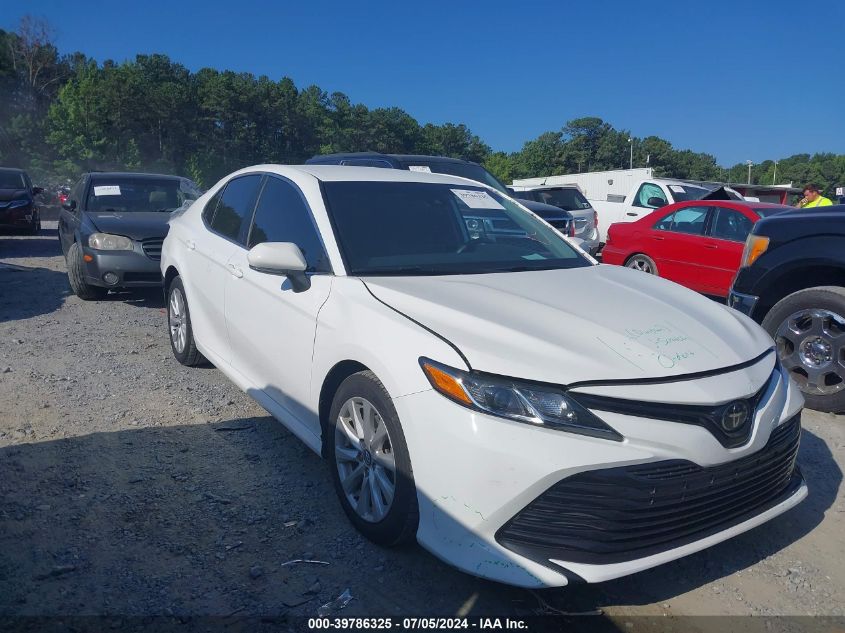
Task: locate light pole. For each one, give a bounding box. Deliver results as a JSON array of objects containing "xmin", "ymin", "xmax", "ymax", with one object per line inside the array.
[
  {"xmin": 628, "ymin": 138, "xmax": 633, "ymax": 170},
  {"xmin": 746, "ymin": 160, "xmax": 753, "ymax": 185},
  {"xmin": 773, "ymin": 160, "xmax": 778, "ymax": 185}
]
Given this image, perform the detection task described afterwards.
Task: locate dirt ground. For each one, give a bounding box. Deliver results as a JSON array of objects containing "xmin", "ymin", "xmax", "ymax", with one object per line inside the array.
[{"xmin": 1, "ymin": 223, "xmax": 844, "ymax": 630}]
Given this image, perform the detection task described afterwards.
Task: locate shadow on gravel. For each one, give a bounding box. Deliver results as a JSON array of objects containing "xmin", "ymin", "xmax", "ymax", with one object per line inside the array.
[
  {"xmin": 0, "ymin": 265, "xmax": 69, "ymax": 322},
  {"xmin": 0, "ymin": 411, "xmax": 836, "ymax": 622},
  {"xmin": 0, "ymin": 228, "xmax": 61, "ymax": 260}
]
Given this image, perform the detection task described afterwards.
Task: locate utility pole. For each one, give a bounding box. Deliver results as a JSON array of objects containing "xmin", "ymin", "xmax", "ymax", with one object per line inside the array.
[
  {"xmin": 773, "ymin": 160, "xmax": 778, "ymax": 185},
  {"xmin": 746, "ymin": 160, "xmax": 753, "ymax": 185},
  {"xmin": 628, "ymin": 138, "xmax": 633, "ymax": 169}
]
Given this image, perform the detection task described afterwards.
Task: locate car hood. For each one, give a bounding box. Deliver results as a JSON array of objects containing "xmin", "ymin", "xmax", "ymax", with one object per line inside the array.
[
  {"xmin": 364, "ymin": 265, "xmax": 772, "ymax": 385},
  {"xmin": 86, "ymin": 211, "xmax": 171, "ymax": 239},
  {"xmin": 0, "ymin": 188, "xmax": 29, "ymax": 202}
]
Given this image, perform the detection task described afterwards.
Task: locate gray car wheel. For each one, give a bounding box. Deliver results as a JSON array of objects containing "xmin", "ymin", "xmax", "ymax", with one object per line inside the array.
[{"xmin": 625, "ymin": 253, "xmax": 658, "ymax": 275}]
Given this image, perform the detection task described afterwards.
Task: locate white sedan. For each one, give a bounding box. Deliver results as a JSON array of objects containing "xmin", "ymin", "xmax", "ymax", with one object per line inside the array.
[{"xmin": 160, "ymin": 165, "xmax": 806, "ymax": 588}]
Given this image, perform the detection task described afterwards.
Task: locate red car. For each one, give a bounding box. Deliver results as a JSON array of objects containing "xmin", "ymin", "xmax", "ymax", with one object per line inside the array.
[{"xmin": 601, "ymin": 200, "xmax": 792, "ymax": 297}]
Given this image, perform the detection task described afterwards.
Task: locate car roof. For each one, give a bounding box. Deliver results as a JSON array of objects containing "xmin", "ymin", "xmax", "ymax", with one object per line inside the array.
[
  {"xmin": 87, "ymin": 171, "xmax": 186, "ymax": 180},
  {"xmin": 307, "ymin": 152, "xmax": 473, "ymax": 165},
  {"xmin": 0, "ymin": 167, "xmax": 26, "ymax": 174},
  {"xmin": 242, "ymin": 164, "xmax": 493, "ymax": 186}
]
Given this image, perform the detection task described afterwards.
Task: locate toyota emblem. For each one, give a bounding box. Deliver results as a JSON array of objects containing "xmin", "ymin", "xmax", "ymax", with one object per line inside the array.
[{"xmin": 721, "ymin": 401, "xmax": 750, "ymax": 432}]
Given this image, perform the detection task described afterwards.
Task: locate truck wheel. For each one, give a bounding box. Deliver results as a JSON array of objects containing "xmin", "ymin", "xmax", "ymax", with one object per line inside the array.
[
  {"xmin": 762, "ymin": 286, "xmax": 845, "ymax": 413},
  {"xmin": 625, "ymin": 253, "xmax": 658, "ymax": 275},
  {"xmin": 66, "ymin": 242, "xmax": 108, "ymax": 300}
]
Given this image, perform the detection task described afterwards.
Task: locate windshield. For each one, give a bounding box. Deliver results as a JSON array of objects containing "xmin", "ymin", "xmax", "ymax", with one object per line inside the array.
[
  {"xmin": 530, "ymin": 188, "xmax": 591, "ymax": 211},
  {"xmin": 323, "ymin": 182, "xmax": 589, "ymax": 276},
  {"xmin": 0, "ymin": 171, "xmax": 25, "ymax": 190},
  {"xmin": 669, "ymin": 184, "xmax": 711, "ymax": 201},
  {"xmin": 399, "ymin": 160, "xmax": 509, "ymax": 195},
  {"xmin": 85, "ymin": 178, "xmax": 201, "ymax": 212}
]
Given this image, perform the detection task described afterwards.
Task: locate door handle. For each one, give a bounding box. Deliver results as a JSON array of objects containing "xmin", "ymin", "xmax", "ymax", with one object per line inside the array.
[
  {"xmin": 626, "ymin": 212, "xmax": 639, "ymax": 217},
  {"xmin": 227, "ymin": 264, "xmax": 243, "ymax": 279},
  {"xmin": 185, "ymin": 239, "xmax": 196, "ymax": 251},
  {"xmin": 652, "ymin": 235, "xmax": 665, "ymax": 241},
  {"xmin": 704, "ymin": 243, "xmax": 718, "ymax": 250}
]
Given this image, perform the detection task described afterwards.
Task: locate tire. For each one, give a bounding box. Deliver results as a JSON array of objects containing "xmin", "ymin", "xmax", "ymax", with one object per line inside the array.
[
  {"xmin": 167, "ymin": 276, "xmax": 204, "ymax": 367},
  {"xmin": 327, "ymin": 371, "xmax": 418, "ymax": 546},
  {"xmin": 762, "ymin": 286, "xmax": 845, "ymax": 413},
  {"xmin": 66, "ymin": 242, "xmax": 107, "ymax": 300},
  {"xmin": 625, "ymin": 253, "xmax": 658, "ymax": 275}
]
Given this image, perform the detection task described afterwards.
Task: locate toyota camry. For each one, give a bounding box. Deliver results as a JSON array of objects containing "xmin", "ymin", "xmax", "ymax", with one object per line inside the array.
[{"xmin": 160, "ymin": 165, "xmax": 806, "ymax": 588}]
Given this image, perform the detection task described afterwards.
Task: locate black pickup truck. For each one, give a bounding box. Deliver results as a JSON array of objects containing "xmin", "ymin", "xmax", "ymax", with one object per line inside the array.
[{"xmin": 728, "ymin": 206, "xmax": 845, "ymax": 413}]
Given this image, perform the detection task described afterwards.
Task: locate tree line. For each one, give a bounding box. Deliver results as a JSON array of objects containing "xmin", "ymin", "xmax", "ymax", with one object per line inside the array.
[{"xmin": 2, "ymin": 17, "xmax": 844, "ymax": 196}]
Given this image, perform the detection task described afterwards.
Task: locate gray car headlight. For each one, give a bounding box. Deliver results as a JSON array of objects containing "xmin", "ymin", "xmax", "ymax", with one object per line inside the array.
[
  {"xmin": 420, "ymin": 358, "xmax": 622, "ymax": 441},
  {"xmin": 88, "ymin": 233, "xmax": 134, "ymax": 251}
]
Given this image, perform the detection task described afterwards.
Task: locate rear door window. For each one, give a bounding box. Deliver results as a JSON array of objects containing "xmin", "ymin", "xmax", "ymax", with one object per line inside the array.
[
  {"xmin": 209, "ymin": 175, "xmax": 262, "ymax": 244},
  {"xmin": 709, "ymin": 207, "xmax": 753, "ymax": 242}
]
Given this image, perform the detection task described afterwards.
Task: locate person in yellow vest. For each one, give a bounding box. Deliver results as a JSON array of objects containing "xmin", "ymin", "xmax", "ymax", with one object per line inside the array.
[{"xmin": 797, "ymin": 183, "xmax": 833, "ymax": 208}]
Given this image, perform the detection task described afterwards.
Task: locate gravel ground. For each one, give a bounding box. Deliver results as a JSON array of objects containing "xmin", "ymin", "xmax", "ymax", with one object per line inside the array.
[{"xmin": 1, "ymin": 223, "xmax": 844, "ymax": 629}]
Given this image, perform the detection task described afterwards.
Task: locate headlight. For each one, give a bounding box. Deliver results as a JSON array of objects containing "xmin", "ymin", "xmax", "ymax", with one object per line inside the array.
[
  {"xmin": 8, "ymin": 199, "xmax": 30, "ymax": 209},
  {"xmin": 420, "ymin": 358, "xmax": 622, "ymax": 441},
  {"xmin": 88, "ymin": 233, "xmax": 134, "ymax": 251},
  {"xmin": 740, "ymin": 235, "xmax": 769, "ymax": 268}
]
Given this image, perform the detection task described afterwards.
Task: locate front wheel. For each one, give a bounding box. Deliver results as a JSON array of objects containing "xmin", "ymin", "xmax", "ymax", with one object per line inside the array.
[
  {"xmin": 328, "ymin": 371, "xmax": 418, "ymax": 545},
  {"xmin": 762, "ymin": 286, "xmax": 845, "ymax": 413},
  {"xmin": 625, "ymin": 253, "xmax": 658, "ymax": 275},
  {"xmin": 66, "ymin": 242, "xmax": 107, "ymax": 300}
]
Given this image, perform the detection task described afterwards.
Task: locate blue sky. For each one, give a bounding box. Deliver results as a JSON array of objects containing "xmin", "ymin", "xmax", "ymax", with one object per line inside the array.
[{"xmin": 6, "ymin": 0, "xmax": 844, "ymax": 166}]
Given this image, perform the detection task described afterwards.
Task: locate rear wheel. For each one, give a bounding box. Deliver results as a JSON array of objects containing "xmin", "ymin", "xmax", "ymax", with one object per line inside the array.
[
  {"xmin": 762, "ymin": 286, "xmax": 845, "ymax": 413},
  {"xmin": 327, "ymin": 371, "xmax": 418, "ymax": 546},
  {"xmin": 66, "ymin": 242, "xmax": 107, "ymax": 300},
  {"xmin": 625, "ymin": 253, "xmax": 658, "ymax": 275},
  {"xmin": 167, "ymin": 276, "xmax": 204, "ymax": 367}
]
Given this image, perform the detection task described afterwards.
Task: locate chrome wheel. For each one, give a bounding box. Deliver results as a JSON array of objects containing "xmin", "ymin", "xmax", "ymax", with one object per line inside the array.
[
  {"xmin": 626, "ymin": 255, "xmax": 655, "ymax": 274},
  {"xmin": 776, "ymin": 308, "xmax": 845, "ymax": 395},
  {"xmin": 334, "ymin": 397, "xmax": 396, "ymax": 523},
  {"xmin": 169, "ymin": 287, "xmax": 188, "ymax": 354}
]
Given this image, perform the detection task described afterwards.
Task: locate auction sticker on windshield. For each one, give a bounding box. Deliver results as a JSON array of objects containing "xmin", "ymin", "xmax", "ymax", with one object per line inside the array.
[
  {"xmin": 669, "ymin": 185, "xmax": 686, "ymax": 194},
  {"xmin": 93, "ymin": 185, "xmax": 121, "ymax": 196},
  {"xmin": 408, "ymin": 165, "xmax": 432, "ymax": 172},
  {"xmin": 451, "ymin": 189, "xmax": 504, "ymax": 209}
]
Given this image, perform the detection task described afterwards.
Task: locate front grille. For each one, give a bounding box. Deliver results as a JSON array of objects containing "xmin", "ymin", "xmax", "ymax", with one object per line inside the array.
[
  {"xmin": 569, "ymin": 368, "xmax": 777, "ymax": 448},
  {"xmin": 496, "ymin": 415, "xmax": 802, "ymax": 565},
  {"xmin": 141, "ymin": 238, "xmax": 164, "ymax": 261}
]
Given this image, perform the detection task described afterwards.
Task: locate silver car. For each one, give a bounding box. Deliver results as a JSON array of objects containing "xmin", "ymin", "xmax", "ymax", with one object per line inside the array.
[{"xmin": 510, "ymin": 185, "xmax": 601, "ymax": 254}]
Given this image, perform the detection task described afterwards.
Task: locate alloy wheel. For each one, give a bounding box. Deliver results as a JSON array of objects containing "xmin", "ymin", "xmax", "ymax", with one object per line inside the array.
[
  {"xmin": 169, "ymin": 287, "xmax": 188, "ymax": 354},
  {"xmin": 627, "ymin": 256, "xmax": 654, "ymax": 274},
  {"xmin": 775, "ymin": 308, "xmax": 845, "ymax": 395},
  {"xmin": 334, "ymin": 397, "xmax": 396, "ymax": 523}
]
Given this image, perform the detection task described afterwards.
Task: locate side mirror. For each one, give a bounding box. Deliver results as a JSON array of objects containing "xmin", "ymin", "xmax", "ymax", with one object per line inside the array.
[
  {"xmin": 62, "ymin": 200, "xmax": 77, "ymax": 211},
  {"xmin": 32, "ymin": 186, "xmax": 44, "ymax": 195},
  {"xmin": 247, "ymin": 242, "xmax": 310, "ymax": 292},
  {"xmin": 647, "ymin": 196, "xmax": 668, "ymax": 208}
]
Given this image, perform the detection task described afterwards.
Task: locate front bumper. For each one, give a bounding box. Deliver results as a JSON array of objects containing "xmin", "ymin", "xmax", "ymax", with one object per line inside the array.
[
  {"xmin": 393, "ymin": 358, "xmax": 805, "ymax": 587},
  {"xmin": 81, "ymin": 241, "xmax": 163, "ymax": 288},
  {"xmin": 728, "ymin": 289, "xmax": 759, "ymax": 317}
]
